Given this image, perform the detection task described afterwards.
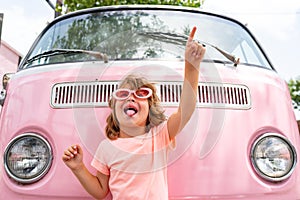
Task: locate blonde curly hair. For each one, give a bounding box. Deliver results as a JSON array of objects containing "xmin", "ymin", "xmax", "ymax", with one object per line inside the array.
[{"xmin": 105, "ymin": 74, "xmax": 166, "ymax": 140}]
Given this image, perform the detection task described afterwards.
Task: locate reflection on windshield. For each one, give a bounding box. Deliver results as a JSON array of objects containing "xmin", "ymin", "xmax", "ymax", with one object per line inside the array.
[{"xmin": 21, "ymin": 8, "xmax": 271, "ymax": 70}]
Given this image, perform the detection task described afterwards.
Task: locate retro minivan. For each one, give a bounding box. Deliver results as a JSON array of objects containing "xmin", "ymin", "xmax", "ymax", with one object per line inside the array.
[{"xmin": 0, "ymin": 5, "xmax": 299, "ymax": 199}]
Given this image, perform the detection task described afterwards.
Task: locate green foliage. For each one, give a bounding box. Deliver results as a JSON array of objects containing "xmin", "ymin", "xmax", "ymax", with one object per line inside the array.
[
  {"xmin": 288, "ymin": 79, "xmax": 300, "ymax": 110},
  {"xmin": 56, "ymin": 0, "xmax": 204, "ymax": 14},
  {"xmin": 50, "ymin": 11, "xmax": 174, "ymax": 60}
]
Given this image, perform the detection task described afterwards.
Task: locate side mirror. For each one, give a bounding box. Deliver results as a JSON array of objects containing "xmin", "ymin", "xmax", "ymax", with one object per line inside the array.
[
  {"xmin": 3, "ymin": 73, "xmax": 14, "ymax": 90},
  {"xmin": 0, "ymin": 73, "xmax": 14, "ymax": 106}
]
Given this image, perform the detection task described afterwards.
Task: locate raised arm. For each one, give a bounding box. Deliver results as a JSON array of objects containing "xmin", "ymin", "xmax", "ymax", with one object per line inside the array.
[{"xmin": 167, "ymin": 27, "xmax": 206, "ymax": 140}]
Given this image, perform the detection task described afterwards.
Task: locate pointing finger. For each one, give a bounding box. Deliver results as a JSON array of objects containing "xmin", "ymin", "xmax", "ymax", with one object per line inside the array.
[{"xmin": 188, "ymin": 26, "xmax": 197, "ymax": 42}]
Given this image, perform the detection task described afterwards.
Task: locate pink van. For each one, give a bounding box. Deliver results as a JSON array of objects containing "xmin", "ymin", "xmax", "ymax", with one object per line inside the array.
[{"xmin": 0, "ymin": 5, "xmax": 299, "ymax": 199}]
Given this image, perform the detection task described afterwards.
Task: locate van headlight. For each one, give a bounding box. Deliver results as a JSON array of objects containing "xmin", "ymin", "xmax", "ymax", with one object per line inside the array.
[
  {"xmin": 4, "ymin": 133, "xmax": 53, "ymax": 184},
  {"xmin": 250, "ymin": 133, "xmax": 297, "ymax": 182}
]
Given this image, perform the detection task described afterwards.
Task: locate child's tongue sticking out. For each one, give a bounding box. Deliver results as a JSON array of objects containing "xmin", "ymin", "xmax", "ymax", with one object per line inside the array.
[{"xmin": 126, "ymin": 109, "xmax": 136, "ymax": 117}]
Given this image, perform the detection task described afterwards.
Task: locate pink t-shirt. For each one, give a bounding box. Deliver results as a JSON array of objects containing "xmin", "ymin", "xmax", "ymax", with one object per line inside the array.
[{"xmin": 91, "ymin": 122, "xmax": 175, "ymax": 200}]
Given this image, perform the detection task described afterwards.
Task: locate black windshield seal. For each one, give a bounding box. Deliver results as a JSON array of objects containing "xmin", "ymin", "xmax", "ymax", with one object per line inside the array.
[{"xmin": 23, "ymin": 49, "xmax": 108, "ymax": 68}]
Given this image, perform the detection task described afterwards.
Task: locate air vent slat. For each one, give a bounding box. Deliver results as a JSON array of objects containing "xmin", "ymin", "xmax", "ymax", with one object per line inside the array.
[{"xmin": 51, "ymin": 81, "xmax": 251, "ymax": 109}]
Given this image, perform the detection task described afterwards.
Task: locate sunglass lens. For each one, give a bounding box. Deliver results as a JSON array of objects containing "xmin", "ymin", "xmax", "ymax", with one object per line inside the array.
[
  {"xmin": 115, "ymin": 90, "xmax": 130, "ymax": 99},
  {"xmin": 135, "ymin": 89, "xmax": 150, "ymax": 98}
]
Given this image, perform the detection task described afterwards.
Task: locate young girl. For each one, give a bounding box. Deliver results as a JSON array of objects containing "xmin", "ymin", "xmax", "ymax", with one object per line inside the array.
[{"xmin": 62, "ymin": 27, "xmax": 205, "ymax": 199}]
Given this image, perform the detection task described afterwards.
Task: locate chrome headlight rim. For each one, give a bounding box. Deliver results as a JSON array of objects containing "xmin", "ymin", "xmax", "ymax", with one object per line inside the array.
[
  {"xmin": 250, "ymin": 133, "xmax": 297, "ymax": 182},
  {"xmin": 4, "ymin": 133, "xmax": 53, "ymax": 184}
]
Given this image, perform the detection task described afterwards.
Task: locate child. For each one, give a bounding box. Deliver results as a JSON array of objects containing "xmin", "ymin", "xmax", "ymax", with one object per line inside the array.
[{"xmin": 62, "ymin": 26, "xmax": 205, "ymax": 199}]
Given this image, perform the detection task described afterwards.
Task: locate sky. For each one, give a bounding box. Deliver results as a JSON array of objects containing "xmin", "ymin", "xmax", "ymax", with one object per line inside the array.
[
  {"xmin": 0, "ymin": 0, "xmax": 299, "ymax": 118},
  {"xmin": 0, "ymin": 0, "xmax": 55, "ymax": 55}
]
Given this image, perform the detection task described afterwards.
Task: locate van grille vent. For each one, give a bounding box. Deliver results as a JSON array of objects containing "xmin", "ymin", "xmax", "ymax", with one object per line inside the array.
[{"xmin": 51, "ymin": 81, "xmax": 251, "ymax": 109}]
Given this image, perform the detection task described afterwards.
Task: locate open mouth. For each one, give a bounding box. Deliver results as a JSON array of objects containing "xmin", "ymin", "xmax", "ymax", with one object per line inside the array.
[{"xmin": 124, "ymin": 105, "xmax": 138, "ymax": 117}]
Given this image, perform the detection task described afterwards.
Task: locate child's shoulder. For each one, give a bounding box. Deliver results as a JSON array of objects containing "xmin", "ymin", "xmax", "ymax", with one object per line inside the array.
[{"xmin": 99, "ymin": 138, "xmax": 113, "ymax": 147}]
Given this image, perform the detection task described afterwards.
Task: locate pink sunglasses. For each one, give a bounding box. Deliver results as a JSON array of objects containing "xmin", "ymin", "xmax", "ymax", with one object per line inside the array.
[{"xmin": 112, "ymin": 88, "xmax": 153, "ymax": 100}]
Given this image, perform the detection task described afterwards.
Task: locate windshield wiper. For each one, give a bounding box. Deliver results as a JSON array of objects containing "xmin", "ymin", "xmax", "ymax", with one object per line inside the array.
[
  {"xmin": 137, "ymin": 31, "xmax": 240, "ymax": 66},
  {"xmin": 25, "ymin": 49, "xmax": 108, "ymax": 65}
]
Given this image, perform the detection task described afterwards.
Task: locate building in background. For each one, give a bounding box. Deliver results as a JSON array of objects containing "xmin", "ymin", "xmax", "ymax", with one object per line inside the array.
[
  {"xmin": 1, "ymin": 13, "xmax": 22, "ymax": 90},
  {"xmin": 0, "ymin": 40, "xmax": 22, "ymax": 89},
  {"xmin": 0, "ymin": 13, "xmax": 3, "ymax": 42}
]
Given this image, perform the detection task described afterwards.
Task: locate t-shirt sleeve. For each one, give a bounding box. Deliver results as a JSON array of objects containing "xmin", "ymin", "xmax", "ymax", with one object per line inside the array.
[{"xmin": 91, "ymin": 141, "xmax": 110, "ymax": 176}]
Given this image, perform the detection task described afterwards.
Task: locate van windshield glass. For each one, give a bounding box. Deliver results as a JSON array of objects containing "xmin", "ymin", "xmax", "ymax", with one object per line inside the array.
[{"xmin": 21, "ymin": 9, "xmax": 272, "ymax": 70}]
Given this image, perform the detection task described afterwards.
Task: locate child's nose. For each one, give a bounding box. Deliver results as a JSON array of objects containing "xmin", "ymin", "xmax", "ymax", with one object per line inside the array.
[{"xmin": 127, "ymin": 94, "xmax": 136, "ymax": 101}]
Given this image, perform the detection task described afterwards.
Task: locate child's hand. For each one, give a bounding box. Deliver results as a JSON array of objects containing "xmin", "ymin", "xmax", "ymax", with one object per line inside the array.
[
  {"xmin": 62, "ymin": 144, "xmax": 84, "ymax": 171},
  {"xmin": 185, "ymin": 27, "xmax": 206, "ymax": 69}
]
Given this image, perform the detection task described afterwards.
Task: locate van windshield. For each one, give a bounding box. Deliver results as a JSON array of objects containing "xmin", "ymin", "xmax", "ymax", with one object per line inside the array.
[{"xmin": 20, "ymin": 8, "xmax": 272, "ymax": 70}]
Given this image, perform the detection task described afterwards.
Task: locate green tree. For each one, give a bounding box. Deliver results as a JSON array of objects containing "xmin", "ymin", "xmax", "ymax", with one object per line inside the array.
[
  {"xmin": 51, "ymin": 0, "xmax": 201, "ymax": 62},
  {"xmin": 288, "ymin": 79, "xmax": 300, "ymax": 110},
  {"xmin": 52, "ymin": 11, "xmax": 169, "ymax": 60},
  {"xmin": 57, "ymin": 0, "xmax": 204, "ymax": 14}
]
